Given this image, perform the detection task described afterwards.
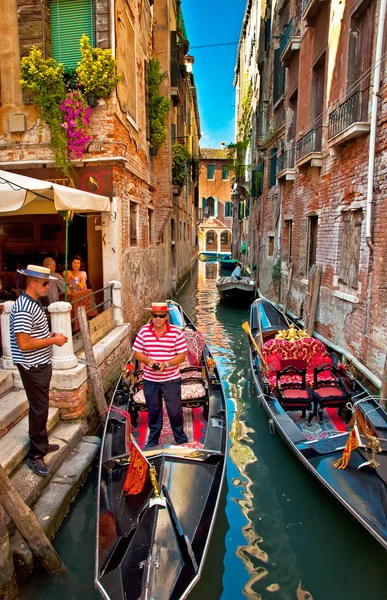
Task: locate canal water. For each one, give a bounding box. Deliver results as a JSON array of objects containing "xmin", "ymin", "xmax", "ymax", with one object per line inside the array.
[{"xmin": 20, "ymin": 261, "xmax": 387, "ymax": 600}]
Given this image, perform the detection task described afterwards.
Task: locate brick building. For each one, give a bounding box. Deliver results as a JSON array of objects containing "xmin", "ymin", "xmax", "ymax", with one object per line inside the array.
[
  {"xmin": 0, "ymin": 0, "xmax": 200, "ymax": 332},
  {"xmin": 198, "ymin": 146, "xmax": 233, "ymax": 256},
  {"xmin": 234, "ymin": 0, "xmax": 387, "ymax": 384}
]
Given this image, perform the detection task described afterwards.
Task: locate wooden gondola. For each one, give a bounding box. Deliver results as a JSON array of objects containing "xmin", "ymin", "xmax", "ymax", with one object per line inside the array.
[
  {"xmin": 246, "ymin": 297, "xmax": 387, "ymax": 550},
  {"xmin": 95, "ymin": 301, "xmax": 227, "ymax": 600},
  {"xmin": 216, "ymin": 273, "xmax": 256, "ymax": 305}
]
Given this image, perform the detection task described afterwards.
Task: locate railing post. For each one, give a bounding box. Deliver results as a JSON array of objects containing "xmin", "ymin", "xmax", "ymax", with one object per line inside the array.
[
  {"xmin": 108, "ymin": 281, "xmax": 124, "ymax": 326},
  {"xmin": 48, "ymin": 302, "xmax": 77, "ymax": 369},
  {"xmin": 1, "ymin": 301, "xmax": 15, "ymax": 370}
]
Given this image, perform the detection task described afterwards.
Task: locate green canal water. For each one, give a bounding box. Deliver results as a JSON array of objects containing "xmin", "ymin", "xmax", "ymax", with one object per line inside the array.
[{"xmin": 20, "ymin": 261, "xmax": 387, "ymax": 600}]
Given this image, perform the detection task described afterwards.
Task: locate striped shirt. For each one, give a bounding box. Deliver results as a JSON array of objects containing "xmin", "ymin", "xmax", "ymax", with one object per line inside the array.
[
  {"xmin": 132, "ymin": 321, "xmax": 187, "ymax": 382},
  {"xmin": 10, "ymin": 294, "xmax": 51, "ymax": 368}
]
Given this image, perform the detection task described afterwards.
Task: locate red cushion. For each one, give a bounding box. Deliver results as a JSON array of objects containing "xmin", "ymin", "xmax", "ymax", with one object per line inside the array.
[
  {"xmin": 314, "ymin": 387, "xmax": 346, "ymax": 398},
  {"xmin": 283, "ymin": 389, "xmax": 309, "ymax": 399},
  {"xmin": 280, "ymin": 358, "xmax": 307, "ymax": 371},
  {"xmin": 311, "ymin": 354, "xmax": 333, "ymax": 368},
  {"xmin": 265, "ymin": 353, "xmax": 281, "ymax": 373}
]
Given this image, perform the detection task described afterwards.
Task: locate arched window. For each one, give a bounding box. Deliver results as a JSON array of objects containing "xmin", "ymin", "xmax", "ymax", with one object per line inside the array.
[{"xmin": 206, "ymin": 196, "xmax": 215, "ymax": 217}]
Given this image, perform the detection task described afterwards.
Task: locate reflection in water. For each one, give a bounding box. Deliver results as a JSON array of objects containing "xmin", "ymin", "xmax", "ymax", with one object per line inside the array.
[{"xmin": 177, "ymin": 261, "xmax": 313, "ymax": 600}]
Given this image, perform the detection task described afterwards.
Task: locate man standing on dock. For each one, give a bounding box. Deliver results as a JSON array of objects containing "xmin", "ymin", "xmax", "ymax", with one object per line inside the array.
[{"xmin": 10, "ymin": 265, "xmax": 68, "ymax": 477}]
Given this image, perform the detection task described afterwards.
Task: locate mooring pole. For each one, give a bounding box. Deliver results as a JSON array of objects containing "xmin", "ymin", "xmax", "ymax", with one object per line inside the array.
[
  {"xmin": 0, "ymin": 465, "xmax": 62, "ymax": 572},
  {"xmin": 0, "ymin": 503, "xmax": 18, "ymax": 599},
  {"xmin": 380, "ymin": 352, "xmax": 387, "ymax": 408}
]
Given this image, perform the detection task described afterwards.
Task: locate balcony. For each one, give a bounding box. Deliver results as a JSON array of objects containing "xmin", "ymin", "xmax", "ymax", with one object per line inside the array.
[
  {"xmin": 280, "ymin": 19, "xmax": 301, "ymax": 66},
  {"xmin": 302, "ymin": 0, "xmax": 329, "ymax": 25},
  {"xmin": 328, "ymin": 90, "xmax": 370, "ymax": 148},
  {"xmin": 276, "ymin": 149, "xmax": 296, "ymax": 181},
  {"xmin": 296, "ymin": 128, "xmax": 322, "ymax": 170},
  {"xmin": 196, "ymin": 208, "xmax": 204, "ymax": 224}
]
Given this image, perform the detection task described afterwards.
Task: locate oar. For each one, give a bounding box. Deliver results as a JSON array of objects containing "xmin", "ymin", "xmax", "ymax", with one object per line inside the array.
[{"xmin": 242, "ymin": 321, "xmax": 268, "ymax": 376}]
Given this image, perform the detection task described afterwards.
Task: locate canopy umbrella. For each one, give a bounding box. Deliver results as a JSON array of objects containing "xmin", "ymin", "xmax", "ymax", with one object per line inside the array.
[{"xmin": 0, "ymin": 169, "xmax": 111, "ymax": 299}]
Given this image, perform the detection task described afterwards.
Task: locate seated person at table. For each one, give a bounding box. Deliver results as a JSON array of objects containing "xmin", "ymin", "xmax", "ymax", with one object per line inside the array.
[
  {"xmin": 63, "ymin": 255, "xmax": 87, "ymax": 291},
  {"xmin": 43, "ymin": 257, "xmax": 65, "ymax": 303}
]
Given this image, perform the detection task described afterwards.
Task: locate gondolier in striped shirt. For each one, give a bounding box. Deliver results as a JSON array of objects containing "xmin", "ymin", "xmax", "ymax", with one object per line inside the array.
[
  {"xmin": 10, "ymin": 265, "xmax": 68, "ymax": 477},
  {"xmin": 132, "ymin": 301, "xmax": 188, "ymax": 448}
]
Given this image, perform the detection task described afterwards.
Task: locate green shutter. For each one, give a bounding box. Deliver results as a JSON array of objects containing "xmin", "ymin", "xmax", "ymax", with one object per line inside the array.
[
  {"xmin": 202, "ymin": 197, "xmax": 206, "ymax": 208},
  {"xmin": 50, "ymin": 0, "xmax": 95, "ymax": 71}
]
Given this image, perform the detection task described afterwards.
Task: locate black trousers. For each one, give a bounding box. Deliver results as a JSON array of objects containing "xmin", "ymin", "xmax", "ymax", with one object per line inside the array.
[
  {"xmin": 17, "ymin": 363, "xmax": 52, "ymax": 458},
  {"xmin": 143, "ymin": 378, "xmax": 188, "ymax": 445}
]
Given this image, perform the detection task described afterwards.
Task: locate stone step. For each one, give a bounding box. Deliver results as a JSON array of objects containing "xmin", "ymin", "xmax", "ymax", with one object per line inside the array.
[
  {"xmin": 11, "ymin": 435, "xmax": 100, "ymax": 577},
  {"xmin": 0, "ymin": 370, "xmax": 14, "ymax": 399},
  {"xmin": 0, "ymin": 407, "xmax": 60, "ymax": 475},
  {"xmin": 0, "ymin": 389, "xmax": 28, "ymax": 439}
]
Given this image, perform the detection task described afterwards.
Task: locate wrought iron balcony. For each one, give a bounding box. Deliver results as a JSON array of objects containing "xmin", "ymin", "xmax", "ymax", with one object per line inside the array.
[
  {"xmin": 296, "ymin": 128, "xmax": 322, "ymax": 169},
  {"xmin": 280, "ymin": 19, "xmax": 300, "ymax": 65},
  {"xmin": 276, "ymin": 149, "xmax": 296, "ymax": 180},
  {"xmin": 328, "ymin": 89, "xmax": 370, "ymax": 146}
]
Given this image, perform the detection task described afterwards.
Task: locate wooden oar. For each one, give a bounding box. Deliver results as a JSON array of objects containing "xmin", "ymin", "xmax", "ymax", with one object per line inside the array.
[{"xmin": 242, "ymin": 321, "xmax": 268, "ymax": 376}]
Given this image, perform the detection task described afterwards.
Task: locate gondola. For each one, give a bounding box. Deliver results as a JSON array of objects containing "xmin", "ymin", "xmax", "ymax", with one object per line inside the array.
[
  {"xmin": 216, "ymin": 273, "xmax": 256, "ymax": 304},
  {"xmin": 95, "ymin": 301, "xmax": 227, "ymax": 600},
  {"xmin": 246, "ymin": 297, "xmax": 387, "ymax": 550}
]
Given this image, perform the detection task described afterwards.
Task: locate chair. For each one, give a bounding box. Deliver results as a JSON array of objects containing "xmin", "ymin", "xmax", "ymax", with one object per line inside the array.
[
  {"xmin": 312, "ymin": 364, "xmax": 351, "ymax": 422},
  {"xmin": 275, "ymin": 365, "xmax": 314, "ymax": 421}
]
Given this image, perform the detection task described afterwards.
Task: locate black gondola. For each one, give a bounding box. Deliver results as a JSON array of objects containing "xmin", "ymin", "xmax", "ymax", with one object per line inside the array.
[
  {"xmin": 95, "ymin": 301, "xmax": 227, "ymax": 599},
  {"xmin": 246, "ymin": 297, "xmax": 387, "ymax": 550},
  {"xmin": 216, "ymin": 273, "xmax": 256, "ymax": 304}
]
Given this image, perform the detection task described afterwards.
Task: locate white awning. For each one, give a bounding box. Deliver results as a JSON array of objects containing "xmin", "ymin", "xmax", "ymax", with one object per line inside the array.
[{"xmin": 0, "ymin": 169, "xmax": 111, "ymax": 214}]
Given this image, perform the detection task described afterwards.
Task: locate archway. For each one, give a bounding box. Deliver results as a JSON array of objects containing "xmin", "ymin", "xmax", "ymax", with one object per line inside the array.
[
  {"xmin": 220, "ymin": 230, "xmax": 232, "ymax": 252},
  {"xmin": 205, "ymin": 229, "xmax": 218, "ymax": 251}
]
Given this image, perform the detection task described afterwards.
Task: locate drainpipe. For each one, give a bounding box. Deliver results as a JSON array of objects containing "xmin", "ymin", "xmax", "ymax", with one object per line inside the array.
[
  {"xmin": 110, "ymin": 0, "xmax": 116, "ymax": 56},
  {"xmin": 365, "ymin": 0, "xmax": 387, "ymax": 251}
]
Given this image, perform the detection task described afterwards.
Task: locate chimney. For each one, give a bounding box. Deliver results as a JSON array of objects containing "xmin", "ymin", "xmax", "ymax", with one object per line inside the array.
[{"xmin": 220, "ymin": 141, "xmax": 225, "ymax": 149}]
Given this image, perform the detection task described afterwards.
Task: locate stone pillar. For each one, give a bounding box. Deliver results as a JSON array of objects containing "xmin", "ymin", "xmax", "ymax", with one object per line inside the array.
[
  {"xmin": 1, "ymin": 301, "xmax": 15, "ymax": 370},
  {"xmin": 108, "ymin": 280, "xmax": 124, "ymax": 326},
  {"xmin": 48, "ymin": 302, "xmax": 77, "ymax": 369}
]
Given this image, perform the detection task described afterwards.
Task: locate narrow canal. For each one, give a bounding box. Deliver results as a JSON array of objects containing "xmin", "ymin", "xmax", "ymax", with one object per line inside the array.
[{"xmin": 20, "ymin": 260, "xmax": 387, "ymax": 600}]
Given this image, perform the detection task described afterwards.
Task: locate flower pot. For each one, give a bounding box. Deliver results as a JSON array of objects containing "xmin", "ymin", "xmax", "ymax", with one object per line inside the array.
[
  {"xmin": 149, "ymin": 146, "xmax": 158, "ymax": 157},
  {"xmin": 86, "ymin": 92, "xmax": 98, "ymax": 107}
]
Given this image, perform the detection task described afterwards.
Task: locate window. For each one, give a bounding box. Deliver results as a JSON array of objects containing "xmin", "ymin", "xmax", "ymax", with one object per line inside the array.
[
  {"xmin": 116, "ymin": 6, "xmax": 137, "ymax": 121},
  {"xmin": 339, "ymin": 210, "xmax": 362, "ymax": 288},
  {"xmin": 206, "ymin": 196, "xmax": 215, "ymax": 217},
  {"xmin": 222, "ymin": 165, "xmax": 229, "ymax": 180},
  {"xmin": 268, "ymin": 235, "xmax": 275, "ymax": 257},
  {"xmin": 269, "ymin": 148, "xmax": 277, "ymax": 187},
  {"xmin": 307, "ymin": 216, "xmax": 318, "ymax": 272},
  {"xmin": 221, "ymin": 231, "xmax": 230, "ymax": 245},
  {"xmin": 273, "ymin": 48, "xmax": 285, "ymax": 104},
  {"xmin": 224, "ymin": 201, "xmax": 232, "ymax": 217},
  {"xmin": 207, "ymin": 165, "xmax": 215, "ymax": 180},
  {"xmin": 347, "ymin": 0, "xmax": 375, "ymax": 118},
  {"xmin": 311, "ymin": 53, "xmax": 326, "ymax": 150},
  {"xmin": 130, "ymin": 202, "xmax": 138, "ymax": 246},
  {"xmin": 50, "ymin": 0, "xmax": 94, "ymax": 71},
  {"xmin": 184, "ymin": 222, "xmax": 186, "ymax": 240},
  {"xmin": 148, "ymin": 209, "xmax": 153, "ymax": 245},
  {"xmin": 206, "ymin": 231, "xmax": 215, "ymax": 245}
]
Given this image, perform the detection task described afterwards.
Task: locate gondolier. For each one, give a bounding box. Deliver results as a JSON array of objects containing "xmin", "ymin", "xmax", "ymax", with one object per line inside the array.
[
  {"xmin": 132, "ymin": 301, "xmax": 188, "ymax": 448},
  {"xmin": 10, "ymin": 265, "xmax": 68, "ymax": 477}
]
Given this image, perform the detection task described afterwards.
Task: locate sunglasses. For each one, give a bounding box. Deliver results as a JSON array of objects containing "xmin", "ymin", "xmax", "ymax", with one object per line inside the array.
[
  {"xmin": 152, "ymin": 313, "xmax": 167, "ymax": 318},
  {"xmin": 32, "ymin": 279, "xmax": 49, "ymax": 287}
]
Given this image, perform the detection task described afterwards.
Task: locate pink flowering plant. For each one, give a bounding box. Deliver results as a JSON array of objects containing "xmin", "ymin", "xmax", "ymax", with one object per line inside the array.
[{"xmin": 60, "ymin": 90, "xmax": 92, "ymax": 159}]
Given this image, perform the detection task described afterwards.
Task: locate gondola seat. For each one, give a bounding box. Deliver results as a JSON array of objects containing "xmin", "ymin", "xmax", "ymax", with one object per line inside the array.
[
  {"xmin": 312, "ymin": 364, "xmax": 351, "ymax": 422},
  {"xmin": 262, "ymin": 337, "xmax": 335, "ymax": 390},
  {"xmin": 275, "ymin": 365, "xmax": 314, "ymax": 420}
]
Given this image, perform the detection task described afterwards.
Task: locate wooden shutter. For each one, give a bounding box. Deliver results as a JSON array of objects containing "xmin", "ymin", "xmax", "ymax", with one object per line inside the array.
[
  {"xmin": 340, "ymin": 210, "xmax": 362, "ymax": 288},
  {"xmin": 50, "ymin": 0, "xmax": 94, "ymax": 71}
]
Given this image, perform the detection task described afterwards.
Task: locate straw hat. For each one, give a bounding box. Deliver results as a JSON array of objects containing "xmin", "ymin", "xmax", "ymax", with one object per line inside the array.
[
  {"xmin": 17, "ymin": 265, "xmax": 56, "ymax": 280},
  {"xmin": 145, "ymin": 302, "xmax": 171, "ymax": 312}
]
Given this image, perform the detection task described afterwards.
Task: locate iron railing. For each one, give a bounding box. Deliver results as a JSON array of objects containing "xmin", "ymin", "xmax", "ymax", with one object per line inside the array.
[
  {"xmin": 296, "ymin": 128, "xmax": 322, "ymax": 160},
  {"xmin": 280, "ymin": 18, "xmax": 297, "ymax": 56},
  {"xmin": 328, "ymin": 89, "xmax": 369, "ymax": 140},
  {"xmin": 276, "ymin": 148, "xmax": 295, "ymax": 174}
]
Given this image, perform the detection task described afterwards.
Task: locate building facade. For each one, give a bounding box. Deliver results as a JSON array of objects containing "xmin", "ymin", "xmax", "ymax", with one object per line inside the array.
[
  {"xmin": 198, "ymin": 147, "xmax": 233, "ymax": 256},
  {"xmin": 234, "ymin": 0, "xmax": 387, "ymax": 383},
  {"xmin": 0, "ymin": 0, "xmax": 200, "ymax": 332}
]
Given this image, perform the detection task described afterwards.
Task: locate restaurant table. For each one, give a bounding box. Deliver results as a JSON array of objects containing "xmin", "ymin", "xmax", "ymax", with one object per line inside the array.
[{"xmin": 68, "ymin": 289, "xmax": 98, "ymax": 332}]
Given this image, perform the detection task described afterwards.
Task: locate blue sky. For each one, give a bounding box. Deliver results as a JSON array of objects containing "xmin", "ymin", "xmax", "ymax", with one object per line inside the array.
[{"xmin": 183, "ymin": 0, "xmax": 247, "ymax": 149}]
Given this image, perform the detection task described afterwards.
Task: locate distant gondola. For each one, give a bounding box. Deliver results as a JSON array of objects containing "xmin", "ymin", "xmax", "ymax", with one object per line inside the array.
[
  {"xmin": 216, "ymin": 265, "xmax": 256, "ymax": 305},
  {"xmin": 246, "ymin": 297, "xmax": 387, "ymax": 550},
  {"xmin": 218, "ymin": 256, "xmax": 238, "ymax": 271},
  {"xmin": 95, "ymin": 301, "xmax": 227, "ymax": 599}
]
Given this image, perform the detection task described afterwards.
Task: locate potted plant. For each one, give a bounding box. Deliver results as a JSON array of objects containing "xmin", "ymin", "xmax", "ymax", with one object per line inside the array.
[
  {"xmin": 20, "ymin": 47, "xmax": 69, "ymax": 173},
  {"xmin": 76, "ymin": 34, "xmax": 121, "ymax": 103},
  {"xmin": 148, "ymin": 58, "xmax": 171, "ymax": 154}
]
